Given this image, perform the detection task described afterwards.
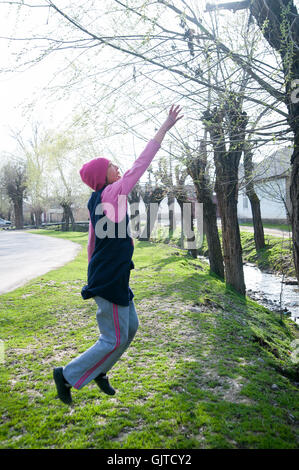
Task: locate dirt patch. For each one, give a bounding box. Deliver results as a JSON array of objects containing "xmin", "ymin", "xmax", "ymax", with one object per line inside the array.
[
  {"xmin": 110, "ymin": 418, "xmax": 145, "ymax": 442},
  {"xmin": 135, "ymin": 297, "xmax": 254, "ymax": 407},
  {"xmin": 197, "ymin": 369, "xmax": 254, "ymax": 405}
]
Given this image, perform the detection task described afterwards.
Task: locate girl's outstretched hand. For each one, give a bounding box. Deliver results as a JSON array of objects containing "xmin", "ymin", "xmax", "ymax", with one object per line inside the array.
[
  {"xmin": 153, "ymin": 105, "xmax": 184, "ymax": 145},
  {"xmin": 163, "ymin": 105, "xmax": 184, "ymax": 131}
]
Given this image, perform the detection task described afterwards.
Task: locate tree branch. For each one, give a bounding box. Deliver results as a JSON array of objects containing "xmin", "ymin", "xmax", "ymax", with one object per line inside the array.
[
  {"xmin": 46, "ymin": 1, "xmax": 288, "ymax": 117},
  {"xmin": 158, "ymin": 0, "xmax": 286, "ymax": 102}
]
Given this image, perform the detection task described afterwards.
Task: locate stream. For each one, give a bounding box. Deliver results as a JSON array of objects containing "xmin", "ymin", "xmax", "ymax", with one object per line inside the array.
[
  {"xmin": 198, "ymin": 256, "xmax": 299, "ymax": 324},
  {"xmin": 243, "ymin": 263, "xmax": 299, "ymax": 325}
]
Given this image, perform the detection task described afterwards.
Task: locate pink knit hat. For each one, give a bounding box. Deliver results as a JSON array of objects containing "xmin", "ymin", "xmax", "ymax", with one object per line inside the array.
[{"xmin": 79, "ymin": 157, "xmax": 110, "ymax": 191}]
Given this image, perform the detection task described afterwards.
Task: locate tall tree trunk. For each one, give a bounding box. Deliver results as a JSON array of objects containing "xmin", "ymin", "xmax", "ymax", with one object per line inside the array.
[
  {"xmin": 156, "ymin": 154, "xmax": 176, "ymax": 241},
  {"xmin": 34, "ymin": 207, "xmax": 43, "ymax": 227},
  {"xmin": 175, "ymin": 199, "xmax": 185, "ymax": 249},
  {"xmin": 287, "ymin": 53, "xmax": 299, "ymax": 282},
  {"xmin": 186, "ymin": 141, "xmax": 224, "ymax": 278},
  {"xmin": 61, "ymin": 208, "xmax": 68, "ymax": 231},
  {"xmin": 187, "ymin": 206, "xmax": 198, "ymax": 259},
  {"xmin": 243, "ymin": 145, "xmax": 265, "ymax": 251},
  {"xmin": 249, "ymin": 195, "xmax": 265, "ymax": 250},
  {"xmin": 69, "ymin": 206, "xmax": 75, "ymax": 231},
  {"xmin": 175, "ymin": 197, "xmax": 197, "ymax": 257},
  {"xmin": 216, "ymin": 179, "xmax": 245, "ymax": 294},
  {"xmin": 130, "ymin": 204, "xmax": 141, "ymax": 235},
  {"xmin": 3, "ymin": 162, "xmax": 27, "ymax": 230},
  {"xmin": 14, "ymin": 198, "xmax": 24, "ymax": 229},
  {"xmin": 61, "ymin": 202, "xmax": 75, "ymax": 231},
  {"xmin": 203, "ymin": 194, "xmax": 224, "ymax": 277},
  {"xmin": 193, "ymin": 180, "xmax": 224, "ymax": 277},
  {"xmin": 186, "ymin": 202, "xmax": 197, "ymax": 259},
  {"xmin": 203, "ymin": 100, "xmax": 248, "ymax": 296},
  {"xmin": 290, "ymin": 138, "xmax": 299, "ymax": 281},
  {"xmin": 140, "ymin": 201, "xmax": 162, "ymax": 241}
]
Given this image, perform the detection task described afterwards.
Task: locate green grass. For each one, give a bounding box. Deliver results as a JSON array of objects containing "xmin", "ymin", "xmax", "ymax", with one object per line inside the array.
[
  {"xmin": 152, "ymin": 225, "xmax": 295, "ymax": 278},
  {"xmin": 240, "ymin": 232, "xmax": 295, "ymax": 278},
  {"xmin": 0, "ymin": 230, "xmax": 298, "ymax": 449}
]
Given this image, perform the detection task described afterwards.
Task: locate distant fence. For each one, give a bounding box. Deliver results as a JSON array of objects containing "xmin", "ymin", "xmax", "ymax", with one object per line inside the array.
[{"xmin": 0, "ymin": 221, "xmax": 89, "ymax": 232}]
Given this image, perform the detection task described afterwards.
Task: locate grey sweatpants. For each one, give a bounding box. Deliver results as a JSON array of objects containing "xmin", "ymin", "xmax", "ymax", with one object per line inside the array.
[{"xmin": 63, "ymin": 296, "xmax": 139, "ymax": 390}]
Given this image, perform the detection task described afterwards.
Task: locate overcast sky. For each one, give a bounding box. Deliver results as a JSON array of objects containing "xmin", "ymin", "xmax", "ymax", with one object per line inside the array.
[
  {"xmin": 0, "ymin": 0, "xmax": 297, "ymax": 168},
  {"xmin": 0, "ymin": 0, "xmax": 184, "ymax": 172},
  {"xmin": 0, "ymin": 6, "xmax": 74, "ymax": 155}
]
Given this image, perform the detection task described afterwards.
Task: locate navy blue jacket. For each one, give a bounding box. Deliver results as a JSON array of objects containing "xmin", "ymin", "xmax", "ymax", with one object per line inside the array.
[{"xmin": 81, "ymin": 188, "xmax": 134, "ymax": 306}]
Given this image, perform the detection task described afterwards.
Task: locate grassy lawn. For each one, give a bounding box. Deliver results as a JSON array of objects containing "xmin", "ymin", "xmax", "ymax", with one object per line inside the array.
[
  {"xmin": 152, "ymin": 225, "xmax": 295, "ymax": 278},
  {"xmin": 0, "ymin": 230, "xmax": 298, "ymax": 449},
  {"xmin": 239, "ymin": 233, "xmax": 295, "ymax": 278}
]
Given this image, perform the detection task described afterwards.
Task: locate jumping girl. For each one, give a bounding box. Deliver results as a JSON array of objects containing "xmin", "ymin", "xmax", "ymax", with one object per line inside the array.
[{"xmin": 53, "ymin": 105, "xmax": 183, "ymax": 404}]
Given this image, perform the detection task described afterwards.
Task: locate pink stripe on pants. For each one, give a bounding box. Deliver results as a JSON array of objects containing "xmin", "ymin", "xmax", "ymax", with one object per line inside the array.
[{"xmin": 74, "ymin": 304, "xmax": 120, "ymax": 389}]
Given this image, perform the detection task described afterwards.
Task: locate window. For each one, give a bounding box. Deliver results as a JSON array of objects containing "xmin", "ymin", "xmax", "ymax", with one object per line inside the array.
[{"xmin": 243, "ymin": 194, "xmax": 248, "ymax": 209}]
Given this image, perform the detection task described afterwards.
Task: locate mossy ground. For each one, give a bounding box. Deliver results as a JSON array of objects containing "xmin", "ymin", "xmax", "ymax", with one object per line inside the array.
[
  {"xmin": 240, "ymin": 232, "xmax": 295, "ymax": 278},
  {"xmin": 0, "ymin": 230, "xmax": 298, "ymax": 449},
  {"xmin": 152, "ymin": 225, "xmax": 295, "ymax": 278}
]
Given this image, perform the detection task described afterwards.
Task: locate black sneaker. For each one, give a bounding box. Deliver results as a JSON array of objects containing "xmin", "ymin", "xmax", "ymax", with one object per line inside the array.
[
  {"xmin": 53, "ymin": 367, "xmax": 72, "ymax": 405},
  {"xmin": 94, "ymin": 374, "xmax": 116, "ymax": 395}
]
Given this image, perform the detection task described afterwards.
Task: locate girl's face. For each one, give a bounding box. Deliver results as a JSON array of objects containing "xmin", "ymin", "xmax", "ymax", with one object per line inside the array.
[{"xmin": 106, "ymin": 162, "xmax": 121, "ymax": 184}]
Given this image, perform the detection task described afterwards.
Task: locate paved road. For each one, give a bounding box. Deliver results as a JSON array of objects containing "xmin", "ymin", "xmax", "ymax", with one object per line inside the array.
[{"xmin": 0, "ymin": 231, "xmax": 82, "ymax": 295}]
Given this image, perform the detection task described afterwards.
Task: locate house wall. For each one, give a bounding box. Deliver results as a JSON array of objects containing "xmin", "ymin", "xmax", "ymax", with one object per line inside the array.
[
  {"xmin": 237, "ymin": 177, "xmax": 288, "ymax": 223},
  {"xmin": 74, "ymin": 207, "xmax": 89, "ymax": 221}
]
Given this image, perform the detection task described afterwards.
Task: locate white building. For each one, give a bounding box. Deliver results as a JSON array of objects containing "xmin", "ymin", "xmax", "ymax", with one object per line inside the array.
[{"xmin": 238, "ymin": 147, "xmax": 292, "ymax": 224}]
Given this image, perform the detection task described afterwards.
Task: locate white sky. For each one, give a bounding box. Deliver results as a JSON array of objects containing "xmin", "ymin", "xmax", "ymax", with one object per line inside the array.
[
  {"xmin": 0, "ymin": 1, "xmax": 96, "ymax": 158},
  {"xmin": 0, "ymin": 26, "xmax": 74, "ymax": 155},
  {"xmin": 0, "ymin": 0, "xmax": 297, "ymax": 169},
  {"xmin": 0, "ymin": 0, "xmax": 186, "ymax": 173}
]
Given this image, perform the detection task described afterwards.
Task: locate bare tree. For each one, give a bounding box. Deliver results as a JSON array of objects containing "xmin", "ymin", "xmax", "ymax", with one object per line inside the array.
[
  {"xmin": 185, "ymin": 140, "xmax": 225, "ymax": 278},
  {"xmin": 0, "ymin": 186, "xmax": 13, "ymax": 221},
  {"xmin": 243, "ymin": 143, "xmax": 266, "ymax": 250},
  {"xmin": 1, "ymin": 160, "xmax": 27, "ymax": 229},
  {"xmin": 203, "ymin": 94, "xmax": 248, "ymax": 295},
  {"xmin": 41, "ymin": 128, "xmax": 89, "ymax": 231},
  {"xmin": 12, "ymin": 124, "xmax": 51, "ymax": 227},
  {"xmin": 205, "ymin": 0, "xmax": 299, "ymax": 284}
]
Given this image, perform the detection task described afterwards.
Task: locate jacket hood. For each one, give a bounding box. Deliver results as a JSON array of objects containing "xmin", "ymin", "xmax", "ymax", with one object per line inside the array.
[{"xmin": 79, "ymin": 157, "xmax": 110, "ymax": 191}]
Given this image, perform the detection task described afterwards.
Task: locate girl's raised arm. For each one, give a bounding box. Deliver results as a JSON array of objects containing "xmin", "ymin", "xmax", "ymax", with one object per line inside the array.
[{"xmin": 103, "ymin": 106, "xmax": 183, "ymax": 198}]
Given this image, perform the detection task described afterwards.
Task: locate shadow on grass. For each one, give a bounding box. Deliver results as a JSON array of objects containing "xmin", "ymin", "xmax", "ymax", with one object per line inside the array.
[{"xmin": 132, "ymin": 247, "xmax": 299, "ymax": 448}]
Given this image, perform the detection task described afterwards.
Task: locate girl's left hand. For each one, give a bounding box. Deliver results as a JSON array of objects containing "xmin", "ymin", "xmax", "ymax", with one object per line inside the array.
[{"xmin": 163, "ymin": 105, "xmax": 184, "ymax": 131}]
